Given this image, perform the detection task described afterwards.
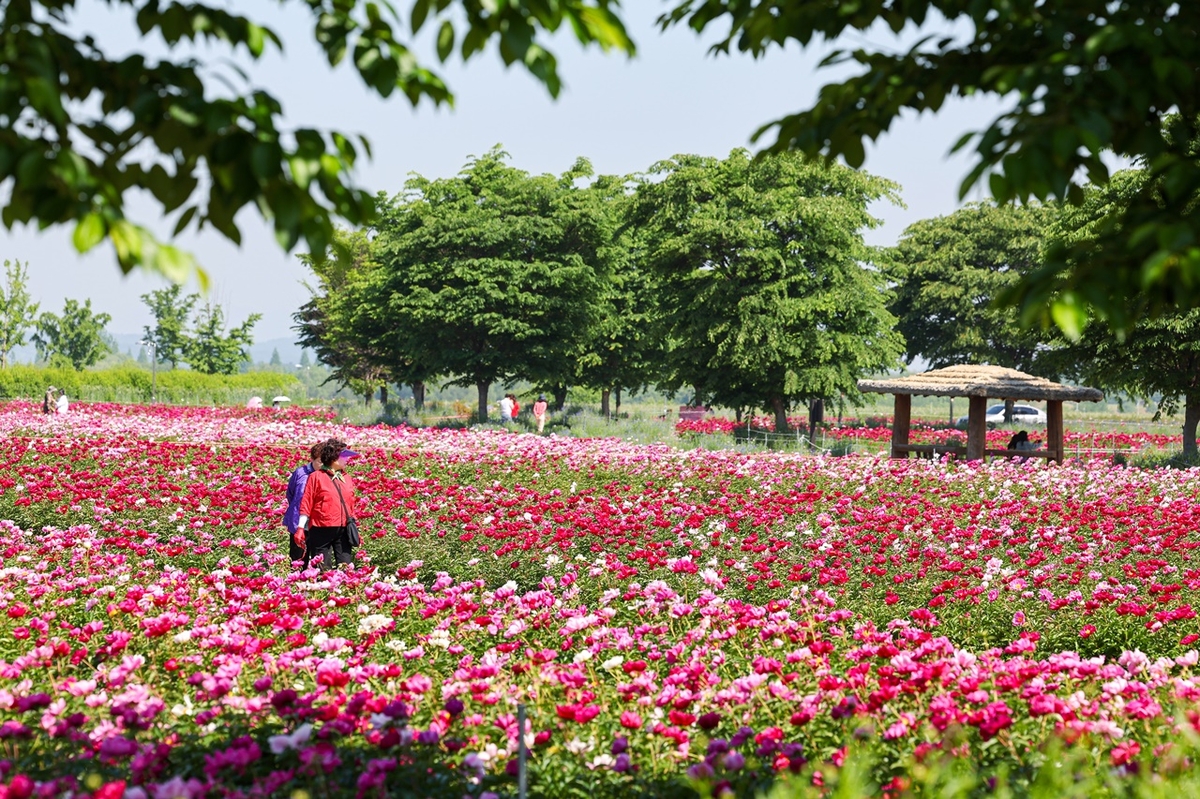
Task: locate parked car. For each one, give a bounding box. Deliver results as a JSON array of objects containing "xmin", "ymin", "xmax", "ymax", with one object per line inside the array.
[{"xmin": 956, "ymin": 403, "xmax": 1047, "ymax": 429}]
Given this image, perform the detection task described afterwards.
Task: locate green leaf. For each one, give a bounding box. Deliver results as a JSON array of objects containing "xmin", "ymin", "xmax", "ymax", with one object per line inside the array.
[
  {"xmin": 172, "ymin": 206, "xmax": 199, "ymax": 236},
  {"xmin": 246, "ymin": 23, "xmax": 266, "ymax": 57},
  {"xmin": 151, "ymin": 244, "xmax": 198, "ymax": 284},
  {"xmin": 436, "ymin": 21, "xmax": 455, "ymax": 61},
  {"xmin": 841, "ymin": 135, "xmax": 865, "ymax": 169},
  {"xmin": 1049, "ymin": 295, "xmax": 1087, "ymax": 342},
  {"xmin": 412, "ymin": 0, "xmax": 431, "ymax": 33},
  {"xmin": 988, "ymin": 171, "xmax": 1010, "ymax": 203},
  {"xmin": 72, "ymin": 214, "xmax": 106, "ymax": 253},
  {"xmin": 109, "ymin": 221, "xmax": 146, "ymax": 273}
]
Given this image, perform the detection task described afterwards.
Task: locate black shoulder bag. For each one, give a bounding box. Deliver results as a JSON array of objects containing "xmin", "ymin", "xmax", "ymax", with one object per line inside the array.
[{"xmin": 330, "ymin": 477, "xmax": 361, "ymax": 548}]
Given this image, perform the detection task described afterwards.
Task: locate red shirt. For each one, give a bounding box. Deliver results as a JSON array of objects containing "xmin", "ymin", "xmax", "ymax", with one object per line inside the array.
[{"xmin": 298, "ymin": 470, "xmax": 356, "ymax": 528}]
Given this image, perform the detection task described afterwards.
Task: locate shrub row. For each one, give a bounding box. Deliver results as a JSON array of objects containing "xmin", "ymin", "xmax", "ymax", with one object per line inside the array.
[{"xmin": 0, "ymin": 365, "xmax": 302, "ymax": 405}]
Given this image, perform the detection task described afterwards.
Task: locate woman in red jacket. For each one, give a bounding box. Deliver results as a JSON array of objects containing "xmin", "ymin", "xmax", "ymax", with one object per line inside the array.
[{"xmin": 295, "ymin": 439, "xmax": 359, "ymax": 571}]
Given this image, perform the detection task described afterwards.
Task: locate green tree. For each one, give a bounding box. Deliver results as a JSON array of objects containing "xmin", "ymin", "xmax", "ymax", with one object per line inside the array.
[
  {"xmin": 1075, "ymin": 310, "xmax": 1200, "ymax": 457},
  {"xmin": 295, "ymin": 229, "xmax": 399, "ymax": 406},
  {"xmin": 184, "ymin": 303, "xmax": 261, "ymax": 375},
  {"xmin": 269, "ymin": 348, "xmax": 282, "ymax": 367},
  {"xmin": 141, "ymin": 285, "xmax": 199, "ymax": 368},
  {"xmin": 574, "ymin": 198, "xmax": 665, "ymax": 417},
  {"xmin": 0, "ymin": 260, "xmax": 39, "ymax": 368},
  {"xmin": 633, "ymin": 149, "xmax": 903, "ymax": 432},
  {"xmin": 366, "ymin": 148, "xmax": 610, "ymax": 421},
  {"xmin": 2, "ymin": 1, "xmax": 632, "ymax": 282},
  {"xmin": 33, "ymin": 298, "xmax": 111, "ymax": 370},
  {"xmin": 1054, "ymin": 170, "xmax": 1200, "ymax": 456},
  {"xmin": 659, "ymin": 2, "xmax": 1200, "ymax": 332},
  {"xmin": 889, "ymin": 203, "xmax": 1059, "ymax": 373},
  {"xmin": 299, "ymin": 350, "xmax": 311, "ymax": 368}
]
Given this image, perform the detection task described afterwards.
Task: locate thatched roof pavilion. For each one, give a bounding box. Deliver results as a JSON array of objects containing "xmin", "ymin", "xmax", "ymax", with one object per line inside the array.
[{"xmin": 858, "ymin": 365, "xmax": 1104, "ymax": 463}]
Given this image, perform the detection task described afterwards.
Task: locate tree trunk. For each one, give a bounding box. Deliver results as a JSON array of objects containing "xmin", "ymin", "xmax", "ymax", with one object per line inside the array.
[
  {"xmin": 1003, "ymin": 398, "xmax": 1014, "ymax": 424},
  {"xmin": 615, "ymin": 386, "xmax": 622, "ymax": 414},
  {"xmin": 552, "ymin": 385, "xmax": 567, "ymax": 412},
  {"xmin": 808, "ymin": 398, "xmax": 824, "ymax": 442},
  {"xmin": 1185, "ymin": 394, "xmax": 1199, "ymax": 458},
  {"xmin": 363, "ymin": 391, "xmax": 372, "ymax": 406},
  {"xmin": 600, "ymin": 388, "xmax": 611, "ymax": 418},
  {"xmin": 380, "ymin": 384, "xmax": 388, "ymax": 405},
  {"xmin": 771, "ymin": 397, "xmax": 789, "ymax": 432},
  {"xmin": 477, "ymin": 381, "xmax": 489, "ymax": 423},
  {"xmin": 412, "ymin": 381, "xmax": 425, "ymax": 411},
  {"xmin": 735, "ymin": 407, "xmax": 743, "ymax": 424}
]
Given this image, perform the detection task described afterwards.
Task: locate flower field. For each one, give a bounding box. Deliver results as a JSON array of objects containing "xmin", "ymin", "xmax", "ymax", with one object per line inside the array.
[
  {"xmin": 3, "ymin": 402, "xmax": 1200, "ymax": 797},
  {"xmin": 675, "ymin": 415, "xmax": 1181, "ymax": 455}
]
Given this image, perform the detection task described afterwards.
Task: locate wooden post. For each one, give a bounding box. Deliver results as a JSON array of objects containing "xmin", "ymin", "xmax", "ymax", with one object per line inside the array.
[
  {"xmin": 891, "ymin": 394, "xmax": 911, "ymax": 458},
  {"xmin": 966, "ymin": 396, "xmax": 988, "ymax": 461},
  {"xmin": 1047, "ymin": 400, "xmax": 1064, "ymax": 463}
]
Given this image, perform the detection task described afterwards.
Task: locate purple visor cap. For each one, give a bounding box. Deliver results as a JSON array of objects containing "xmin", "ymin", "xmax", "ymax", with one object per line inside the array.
[{"xmin": 339, "ymin": 449, "xmax": 360, "ymax": 460}]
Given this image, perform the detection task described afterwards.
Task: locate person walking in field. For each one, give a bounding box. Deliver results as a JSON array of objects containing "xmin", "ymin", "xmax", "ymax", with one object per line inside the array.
[
  {"xmin": 284, "ymin": 442, "xmax": 324, "ymax": 564},
  {"xmin": 498, "ymin": 393, "xmax": 514, "ymax": 423},
  {"xmin": 533, "ymin": 394, "xmax": 549, "ymax": 433},
  {"xmin": 42, "ymin": 386, "xmax": 56, "ymax": 415},
  {"xmin": 295, "ymin": 441, "xmax": 360, "ymax": 572},
  {"xmin": 510, "ymin": 394, "xmax": 520, "ymax": 421}
]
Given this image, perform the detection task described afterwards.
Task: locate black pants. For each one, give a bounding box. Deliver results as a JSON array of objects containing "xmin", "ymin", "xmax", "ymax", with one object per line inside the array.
[
  {"xmin": 303, "ymin": 526, "xmax": 355, "ymax": 571},
  {"xmin": 289, "ymin": 532, "xmax": 305, "ymax": 563}
]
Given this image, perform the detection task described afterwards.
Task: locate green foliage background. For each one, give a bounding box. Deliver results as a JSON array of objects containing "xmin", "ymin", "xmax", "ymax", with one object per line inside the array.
[{"xmin": 0, "ymin": 365, "xmax": 300, "ymax": 404}]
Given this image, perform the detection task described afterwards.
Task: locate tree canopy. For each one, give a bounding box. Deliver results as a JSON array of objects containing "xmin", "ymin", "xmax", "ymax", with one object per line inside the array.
[
  {"xmin": 141, "ymin": 285, "xmax": 197, "ymax": 368},
  {"xmin": 1053, "ymin": 170, "xmax": 1200, "ymax": 456},
  {"xmin": 294, "ymin": 229, "xmax": 395, "ymax": 403},
  {"xmin": 363, "ymin": 148, "xmax": 610, "ymax": 421},
  {"xmin": 0, "ymin": 260, "xmax": 38, "ymax": 369},
  {"xmin": 33, "ymin": 297, "xmax": 111, "ymax": 370},
  {"xmin": 888, "ymin": 202, "xmax": 1058, "ymax": 373},
  {"xmin": 633, "ymin": 149, "xmax": 903, "ymax": 432},
  {"xmin": 3, "ymin": 0, "xmax": 633, "ymax": 282},
  {"xmin": 659, "ymin": 1, "xmax": 1200, "ymax": 333},
  {"xmin": 17, "ymin": 1, "xmax": 1198, "ymax": 335},
  {"xmin": 184, "ymin": 302, "xmax": 261, "ymax": 375}
]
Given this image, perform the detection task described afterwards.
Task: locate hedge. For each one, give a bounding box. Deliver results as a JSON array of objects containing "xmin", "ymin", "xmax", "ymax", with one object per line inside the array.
[{"xmin": 0, "ymin": 365, "xmax": 303, "ymax": 405}]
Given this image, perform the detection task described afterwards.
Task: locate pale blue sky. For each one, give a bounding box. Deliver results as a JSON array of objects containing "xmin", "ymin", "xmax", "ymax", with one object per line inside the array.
[{"xmin": 2, "ymin": 3, "xmax": 1004, "ymax": 341}]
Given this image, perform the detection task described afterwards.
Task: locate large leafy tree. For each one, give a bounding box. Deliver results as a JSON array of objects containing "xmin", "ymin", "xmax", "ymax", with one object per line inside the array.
[
  {"xmin": 365, "ymin": 148, "xmax": 610, "ymax": 421},
  {"xmin": 889, "ymin": 202, "xmax": 1058, "ymax": 373},
  {"xmin": 33, "ymin": 297, "xmax": 111, "ymax": 370},
  {"xmin": 659, "ymin": 2, "xmax": 1200, "ymax": 333},
  {"xmin": 568, "ymin": 176, "xmax": 663, "ymax": 416},
  {"xmin": 1074, "ymin": 310, "xmax": 1200, "ymax": 457},
  {"xmin": 633, "ymin": 149, "xmax": 903, "ymax": 432},
  {"xmin": 2, "ymin": 1, "xmax": 633, "ymax": 281},
  {"xmin": 1057, "ymin": 170, "xmax": 1200, "ymax": 456},
  {"xmin": 295, "ymin": 229, "xmax": 401, "ymax": 405},
  {"xmin": 576, "ymin": 252, "xmax": 664, "ymax": 417},
  {"xmin": 141, "ymin": 285, "xmax": 198, "ymax": 368},
  {"xmin": 183, "ymin": 303, "xmax": 260, "ymax": 375},
  {"xmin": 0, "ymin": 259, "xmax": 38, "ymax": 368}
]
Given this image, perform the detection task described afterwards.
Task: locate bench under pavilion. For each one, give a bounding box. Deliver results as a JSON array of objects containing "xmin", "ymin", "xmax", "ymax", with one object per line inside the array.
[{"xmin": 858, "ymin": 365, "xmax": 1104, "ymax": 463}]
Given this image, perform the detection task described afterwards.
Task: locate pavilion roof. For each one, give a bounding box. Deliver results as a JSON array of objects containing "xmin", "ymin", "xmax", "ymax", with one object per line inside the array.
[{"xmin": 858, "ymin": 365, "xmax": 1103, "ymax": 402}]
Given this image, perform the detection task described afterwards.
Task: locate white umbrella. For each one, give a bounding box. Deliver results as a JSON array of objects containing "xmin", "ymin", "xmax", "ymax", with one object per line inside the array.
[{"xmin": 272, "ymin": 396, "xmax": 291, "ymax": 403}]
